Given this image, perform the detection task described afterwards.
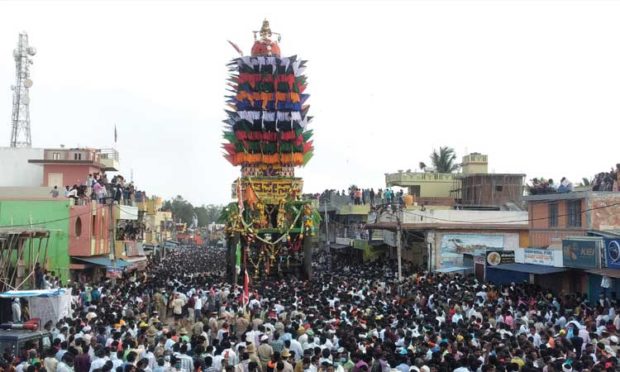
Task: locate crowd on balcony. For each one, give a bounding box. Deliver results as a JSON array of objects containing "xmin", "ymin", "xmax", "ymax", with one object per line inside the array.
[
  {"xmin": 312, "ymin": 187, "xmax": 405, "ymax": 208},
  {"xmin": 117, "ymin": 221, "xmax": 145, "ymax": 241},
  {"xmin": 527, "ymin": 177, "xmax": 574, "ymax": 195},
  {"xmin": 592, "ymin": 165, "xmax": 620, "ymax": 192},
  {"xmin": 60, "ymin": 172, "xmax": 148, "ymax": 207}
]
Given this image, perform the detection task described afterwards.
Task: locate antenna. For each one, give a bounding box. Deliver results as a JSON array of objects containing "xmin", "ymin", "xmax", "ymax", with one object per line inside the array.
[{"xmin": 10, "ymin": 32, "xmax": 35, "ymax": 148}]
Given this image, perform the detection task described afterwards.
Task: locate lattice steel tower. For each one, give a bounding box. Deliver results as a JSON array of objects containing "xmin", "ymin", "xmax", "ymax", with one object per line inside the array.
[{"xmin": 9, "ymin": 32, "xmax": 36, "ymax": 148}]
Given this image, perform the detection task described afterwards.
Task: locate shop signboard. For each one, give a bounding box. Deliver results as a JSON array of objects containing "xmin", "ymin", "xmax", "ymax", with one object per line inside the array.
[
  {"xmin": 562, "ymin": 238, "xmax": 601, "ymax": 269},
  {"xmin": 523, "ymin": 248, "xmax": 554, "ymax": 266},
  {"xmin": 604, "ymin": 239, "xmax": 620, "ymax": 269},
  {"xmin": 485, "ymin": 250, "xmax": 515, "ymax": 266}
]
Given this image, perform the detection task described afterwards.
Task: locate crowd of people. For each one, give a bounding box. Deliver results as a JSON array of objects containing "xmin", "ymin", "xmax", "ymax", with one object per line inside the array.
[
  {"xmin": 314, "ymin": 188, "xmax": 405, "ymax": 208},
  {"xmin": 4, "ymin": 247, "xmax": 620, "ymax": 372},
  {"xmin": 527, "ymin": 178, "xmax": 573, "ymax": 195},
  {"xmin": 50, "ymin": 173, "xmax": 147, "ymax": 207},
  {"xmin": 592, "ymin": 165, "xmax": 620, "ymax": 192}
]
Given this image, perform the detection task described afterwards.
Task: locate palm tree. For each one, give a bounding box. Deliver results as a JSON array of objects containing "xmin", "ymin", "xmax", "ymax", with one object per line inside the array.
[
  {"xmin": 430, "ymin": 146, "xmax": 459, "ymax": 173},
  {"xmin": 419, "ymin": 162, "xmax": 427, "ymax": 172}
]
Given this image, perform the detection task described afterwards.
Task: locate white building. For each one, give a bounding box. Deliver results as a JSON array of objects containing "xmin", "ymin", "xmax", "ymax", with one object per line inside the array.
[{"xmin": 0, "ymin": 147, "xmax": 44, "ymax": 187}]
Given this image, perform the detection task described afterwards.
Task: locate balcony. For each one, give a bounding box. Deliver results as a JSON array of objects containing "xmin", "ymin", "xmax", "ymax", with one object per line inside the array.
[
  {"xmin": 114, "ymin": 205, "xmax": 139, "ymax": 220},
  {"xmin": 100, "ymin": 148, "xmax": 119, "ymax": 171},
  {"xmin": 338, "ymin": 204, "xmax": 370, "ymax": 215},
  {"xmin": 385, "ymin": 171, "xmax": 456, "ymax": 186}
]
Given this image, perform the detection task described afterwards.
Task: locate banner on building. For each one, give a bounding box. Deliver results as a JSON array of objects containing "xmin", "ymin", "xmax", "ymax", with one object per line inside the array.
[
  {"xmin": 439, "ymin": 233, "xmax": 504, "ymax": 269},
  {"xmin": 486, "ymin": 250, "xmax": 515, "ymax": 266},
  {"xmin": 523, "ymin": 248, "xmax": 554, "ymax": 266},
  {"xmin": 106, "ymin": 268, "xmax": 123, "ymax": 278},
  {"xmin": 604, "ymin": 239, "xmax": 620, "ymax": 269},
  {"xmin": 562, "ymin": 238, "xmax": 601, "ymax": 269}
]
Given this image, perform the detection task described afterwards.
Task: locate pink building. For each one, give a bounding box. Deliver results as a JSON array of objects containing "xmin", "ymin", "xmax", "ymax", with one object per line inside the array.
[{"xmin": 28, "ymin": 147, "xmax": 119, "ymax": 188}]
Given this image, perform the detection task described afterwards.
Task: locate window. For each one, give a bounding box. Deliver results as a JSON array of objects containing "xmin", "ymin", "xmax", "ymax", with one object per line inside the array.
[
  {"xmin": 567, "ymin": 200, "xmax": 582, "ymax": 227},
  {"xmin": 495, "ymin": 185, "xmax": 504, "ymax": 192},
  {"xmin": 75, "ymin": 217, "xmax": 82, "ymax": 237},
  {"xmin": 73, "ymin": 152, "xmax": 82, "ymax": 160},
  {"xmin": 52, "ymin": 152, "xmax": 60, "ymax": 160},
  {"xmin": 548, "ymin": 203, "xmax": 558, "ymax": 227}
]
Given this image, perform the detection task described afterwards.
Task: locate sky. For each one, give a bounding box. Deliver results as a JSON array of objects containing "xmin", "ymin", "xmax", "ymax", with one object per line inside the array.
[{"xmin": 0, "ymin": 0, "xmax": 619, "ymax": 206}]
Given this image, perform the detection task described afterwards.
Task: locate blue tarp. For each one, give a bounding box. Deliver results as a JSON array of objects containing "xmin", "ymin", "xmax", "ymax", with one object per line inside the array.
[
  {"xmin": 73, "ymin": 256, "xmax": 130, "ymax": 268},
  {"xmin": 490, "ymin": 263, "xmax": 566, "ymax": 274},
  {"xmin": 0, "ymin": 288, "xmax": 67, "ymax": 298}
]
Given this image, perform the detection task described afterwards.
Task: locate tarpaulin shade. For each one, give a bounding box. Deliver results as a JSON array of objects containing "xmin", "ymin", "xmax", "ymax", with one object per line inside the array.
[{"xmin": 72, "ymin": 256, "xmax": 131, "ymax": 268}]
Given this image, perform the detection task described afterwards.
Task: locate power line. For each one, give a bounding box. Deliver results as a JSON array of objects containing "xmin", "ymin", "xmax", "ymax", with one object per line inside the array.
[{"xmin": 374, "ymin": 201, "xmax": 620, "ymax": 225}]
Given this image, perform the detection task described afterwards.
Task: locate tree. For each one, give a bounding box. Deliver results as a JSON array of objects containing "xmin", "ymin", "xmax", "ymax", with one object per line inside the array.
[
  {"xmin": 162, "ymin": 196, "xmax": 224, "ymax": 227},
  {"xmin": 430, "ymin": 146, "xmax": 459, "ymax": 173},
  {"xmin": 419, "ymin": 162, "xmax": 427, "ymax": 172},
  {"xmin": 163, "ymin": 195, "xmax": 196, "ymax": 226},
  {"xmin": 194, "ymin": 204, "xmax": 223, "ymax": 227},
  {"xmin": 581, "ymin": 177, "xmax": 591, "ymax": 186}
]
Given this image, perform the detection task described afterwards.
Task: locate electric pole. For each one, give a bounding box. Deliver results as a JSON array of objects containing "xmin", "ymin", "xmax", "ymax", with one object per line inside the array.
[{"xmin": 396, "ymin": 214, "xmax": 402, "ymax": 281}]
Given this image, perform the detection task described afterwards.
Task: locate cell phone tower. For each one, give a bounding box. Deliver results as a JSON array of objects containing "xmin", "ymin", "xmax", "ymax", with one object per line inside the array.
[{"xmin": 9, "ymin": 32, "xmax": 36, "ymax": 148}]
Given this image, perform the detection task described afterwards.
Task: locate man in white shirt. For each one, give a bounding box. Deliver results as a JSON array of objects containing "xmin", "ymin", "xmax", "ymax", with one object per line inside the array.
[
  {"xmin": 194, "ymin": 294, "xmax": 203, "ymax": 320},
  {"xmin": 12, "ymin": 299, "xmax": 21, "ymax": 323},
  {"xmin": 142, "ymin": 345, "xmax": 157, "ymax": 370},
  {"xmin": 89, "ymin": 347, "xmax": 109, "ymax": 372},
  {"xmin": 283, "ymin": 339, "xmax": 301, "ymax": 362},
  {"xmin": 165, "ymin": 333, "xmax": 176, "ymax": 351}
]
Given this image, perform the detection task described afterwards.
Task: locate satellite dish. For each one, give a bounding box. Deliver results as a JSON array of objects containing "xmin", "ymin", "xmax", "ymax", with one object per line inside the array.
[
  {"xmin": 24, "ymin": 79, "xmax": 33, "ymax": 88},
  {"xmin": 27, "ymin": 47, "xmax": 36, "ymax": 56}
]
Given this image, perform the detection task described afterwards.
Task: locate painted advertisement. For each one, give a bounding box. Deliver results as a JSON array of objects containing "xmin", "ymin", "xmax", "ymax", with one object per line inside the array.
[
  {"xmin": 604, "ymin": 239, "xmax": 620, "ymax": 269},
  {"xmin": 562, "ymin": 238, "xmax": 601, "ymax": 269},
  {"xmin": 523, "ymin": 248, "xmax": 554, "ymax": 266},
  {"xmin": 440, "ymin": 234, "xmax": 504, "ymax": 269}
]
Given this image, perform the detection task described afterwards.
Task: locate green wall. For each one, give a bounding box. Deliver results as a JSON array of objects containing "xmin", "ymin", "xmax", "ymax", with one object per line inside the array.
[{"xmin": 0, "ymin": 200, "xmax": 71, "ymax": 285}]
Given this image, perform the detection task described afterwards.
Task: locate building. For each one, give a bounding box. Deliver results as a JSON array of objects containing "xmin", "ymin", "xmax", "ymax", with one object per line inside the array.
[
  {"xmin": 452, "ymin": 153, "xmax": 525, "ymax": 210},
  {"xmin": 524, "ymin": 191, "xmax": 620, "ymax": 248},
  {"xmin": 370, "ymin": 208, "xmax": 529, "ymax": 271},
  {"xmin": 0, "ymin": 200, "xmax": 70, "ymax": 280},
  {"xmin": 28, "ymin": 147, "xmax": 119, "ymax": 188},
  {"xmin": 141, "ymin": 197, "xmax": 173, "ymax": 247},
  {"xmin": 68, "ymin": 202, "xmax": 114, "ymax": 282},
  {"xmin": 385, "ymin": 153, "xmax": 525, "ymax": 209},
  {"xmin": 0, "ymin": 145, "xmax": 149, "ymax": 281},
  {"xmin": 385, "ymin": 171, "xmax": 456, "ymax": 207},
  {"xmin": 522, "ymin": 191, "xmax": 620, "ymax": 299},
  {"xmin": 0, "ymin": 147, "xmax": 44, "ymax": 187}
]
